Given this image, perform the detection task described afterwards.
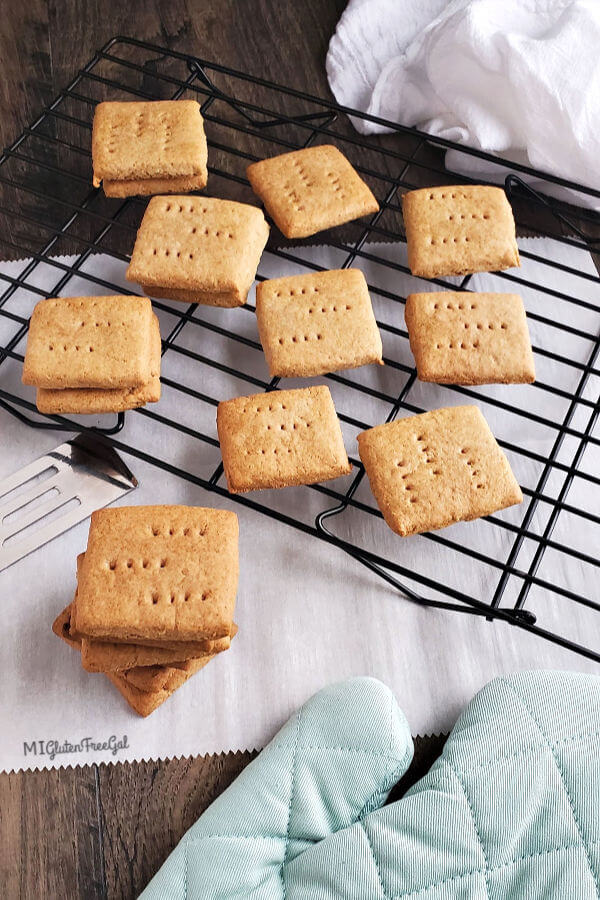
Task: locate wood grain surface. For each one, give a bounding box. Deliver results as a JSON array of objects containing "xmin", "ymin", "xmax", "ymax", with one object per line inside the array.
[{"xmin": 0, "ymin": 4, "xmax": 448, "ymax": 899}]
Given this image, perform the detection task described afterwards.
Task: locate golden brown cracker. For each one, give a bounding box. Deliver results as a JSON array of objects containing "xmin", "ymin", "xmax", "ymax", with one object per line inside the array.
[
  {"xmin": 405, "ymin": 292, "xmax": 535, "ymax": 385},
  {"xmin": 122, "ymin": 654, "xmax": 215, "ymax": 693},
  {"xmin": 106, "ymin": 673, "xmax": 173, "ymax": 717},
  {"xmin": 35, "ymin": 313, "xmax": 162, "ymax": 414},
  {"xmin": 357, "ymin": 406, "xmax": 522, "ymax": 537},
  {"xmin": 102, "ymin": 174, "xmax": 206, "ymax": 198},
  {"xmin": 80, "ymin": 625, "xmax": 235, "ymax": 673},
  {"xmin": 22, "ymin": 295, "xmax": 153, "ymax": 389},
  {"xmin": 402, "ymin": 186, "xmax": 520, "ymax": 278},
  {"xmin": 75, "ymin": 506, "xmax": 238, "ymax": 643},
  {"xmin": 108, "ymin": 654, "xmax": 213, "ymax": 717},
  {"xmin": 139, "ymin": 284, "xmax": 243, "ymax": 308},
  {"xmin": 53, "ymin": 602, "xmax": 224, "ymax": 718},
  {"xmin": 256, "ymin": 269, "xmax": 383, "ymax": 377},
  {"xmin": 217, "ymin": 385, "xmax": 352, "ymax": 493},
  {"xmin": 52, "ymin": 604, "xmax": 81, "ymax": 651},
  {"xmin": 92, "ymin": 100, "xmax": 207, "ymax": 195},
  {"xmin": 72, "ymin": 554, "xmax": 230, "ymax": 659},
  {"xmin": 126, "ymin": 196, "xmax": 269, "ymax": 307},
  {"xmin": 70, "ymin": 576, "xmax": 233, "ymax": 673},
  {"xmin": 247, "ymin": 145, "xmax": 379, "ymax": 239},
  {"xmin": 81, "ymin": 637, "xmax": 211, "ymax": 673}
]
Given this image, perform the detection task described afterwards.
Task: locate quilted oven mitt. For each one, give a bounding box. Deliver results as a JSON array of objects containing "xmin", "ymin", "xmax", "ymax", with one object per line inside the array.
[{"xmin": 140, "ymin": 672, "xmax": 600, "ymax": 899}]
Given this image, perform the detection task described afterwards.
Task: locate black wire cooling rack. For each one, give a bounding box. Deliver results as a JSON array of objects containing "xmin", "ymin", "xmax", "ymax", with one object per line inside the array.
[{"xmin": 0, "ymin": 36, "xmax": 599, "ymax": 661}]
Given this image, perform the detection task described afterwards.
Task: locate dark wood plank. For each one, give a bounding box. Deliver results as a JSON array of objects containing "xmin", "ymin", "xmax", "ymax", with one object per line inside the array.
[
  {"xmin": 389, "ymin": 733, "xmax": 447, "ymax": 801},
  {"xmin": 0, "ymin": 764, "xmax": 104, "ymax": 899}
]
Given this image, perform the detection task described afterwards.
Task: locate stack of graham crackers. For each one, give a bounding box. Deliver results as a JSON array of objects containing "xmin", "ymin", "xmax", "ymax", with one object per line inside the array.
[
  {"xmin": 53, "ymin": 505, "xmax": 239, "ymax": 716},
  {"xmin": 22, "ymin": 295, "xmax": 162, "ymax": 415}
]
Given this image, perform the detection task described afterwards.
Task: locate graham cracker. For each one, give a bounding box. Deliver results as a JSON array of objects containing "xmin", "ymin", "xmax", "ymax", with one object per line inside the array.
[
  {"xmin": 107, "ymin": 655, "xmax": 211, "ymax": 717},
  {"xmin": 126, "ymin": 196, "xmax": 269, "ymax": 307},
  {"xmin": 256, "ymin": 268, "xmax": 383, "ymax": 377},
  {"xmin": 102, "ymin": 174, "xmax": 206, "ymax": 198},
  {"xmin": 71, "ymin": 564, "xmax": 233, "ymax": 660},
  {"xmin": 62, "ymin": 584, "xmax": 234, "ymax": 672},
  {"xmin": 80, "ymin": 608, "xmax": 236, "ymax": 672},
  {"xmin": 139, "ymin": 285, "xmax": 243, "ymax": 308},
  {"xmin": 107, "ymin": 674, "xmax": 173, "ymax": 717},
  {"xmin": 217, "ymin": 385, "xmax": 352, "ymax": 493},
  {"xmin": 247, "ymin": 145, "xmax": 379, "ymax": 239},
  {"xmin": 22, "ymin": 295, "xmax": 153, "ymax": 390},
  {"xmin": 92, "ymin": 100, "xmax": 208, "ymax": 196},
  {"xmin": 80, "ymin": 635, "xmax": 227, "ymax": 671},
  {"xmin": 75, "ymin": 506, "xmax": 238, "ymax": 643},
  {"xmin": 122, "ymin": 654, "xmax": 215, "ymax": 693},
  {"xmin": 405, "ymin": 292, "xmax": 535, "ymax": 385},
  {"xmin": 357, "ymin": 405, "xmax": 522, "ymax": 537},
  {"xmin": 35, "ymin": 312, "xmax": 162, "ymax": 414},
  {"xmin": 402, "ymin": 186, "xmax": 520, "ymax": 278}
]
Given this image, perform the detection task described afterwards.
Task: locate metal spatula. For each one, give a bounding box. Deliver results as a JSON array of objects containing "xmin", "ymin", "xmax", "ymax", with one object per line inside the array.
[{"xmin": 0, "ymin": 434, "xmax": 137, "ymax": 571}]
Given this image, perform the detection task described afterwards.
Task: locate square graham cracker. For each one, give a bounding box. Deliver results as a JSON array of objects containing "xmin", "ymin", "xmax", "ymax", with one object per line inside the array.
[
  {"xmin": 73, "ymin": 549, "xmax": 235, "ymax": 659},
  {"xmin": 92, "ymin": 100, "xmax": 208, "ymax": 197},
  {"xmin": 247, "ymin": 145, "xmax": 379, "ymax": 239},
  {"xmin": 74, "ymin": 550, "xmax": 237, "ymax": 672},
  {"xmin": 217, "ymin": 385, "xmax": 352, "ymax": 493},
  {"xmin": 357, "ymin": 406, "xmax": 522, "ymax": 537},
  {"xmin": 126, "ymin": 196, "xmax": 269, "ymax": 307},
  {"xmin": 405, "ymin": 292, "xmax": 535, "ymax": 385},
  {"xmin": 78, "ymin": 614, "xmax": 234, "ymax": 671},
  {"xmin": 22, "ymin": 295, "xmax": 153, "ymax": 390},
  {"xmin": 35, "ymin": 313, "xmax": 162, "ymax": 414},
  {"xmin": 402, "ymin": 186, "xmax": 520, "ymax": 278},
  {"xmin": 106, "ymin": 674, "xmax": 173, "ymax": 717},
  {"xmin": 256, "ymin": 268, "xmax": 383, "ymax": 377},
  {"xmin": 75, "ymin": 506, "xmax": 239, "ymax": 643}
]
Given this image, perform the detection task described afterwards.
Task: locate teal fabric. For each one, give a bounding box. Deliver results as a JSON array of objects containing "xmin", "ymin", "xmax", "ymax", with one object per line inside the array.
[{"xmin": 140, "ymin": 672, "xmax": 600, "ymax": 899}]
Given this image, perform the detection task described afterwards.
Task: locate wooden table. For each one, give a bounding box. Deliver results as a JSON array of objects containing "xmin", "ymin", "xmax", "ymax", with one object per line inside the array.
[{"xmin": 0, "ymin": 4, "xmax": 448, "ymax": 897}]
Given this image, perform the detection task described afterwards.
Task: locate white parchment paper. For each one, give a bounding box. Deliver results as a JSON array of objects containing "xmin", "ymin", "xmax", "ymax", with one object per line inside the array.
[{"xmin": 0, "ymin": 237, "xmax": 598, "ymax": 773}]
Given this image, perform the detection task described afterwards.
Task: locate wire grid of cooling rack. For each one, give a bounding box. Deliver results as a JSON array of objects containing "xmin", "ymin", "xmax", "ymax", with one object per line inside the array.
[{"xmin": 0, "ymin": 36, "xmax": 599, "ymax": 661}]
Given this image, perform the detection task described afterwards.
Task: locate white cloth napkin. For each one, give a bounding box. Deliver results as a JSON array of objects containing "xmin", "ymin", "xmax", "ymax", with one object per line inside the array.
[{"xmin": 326, "ymin": 0, "xmax": 600, "ymax": 206}]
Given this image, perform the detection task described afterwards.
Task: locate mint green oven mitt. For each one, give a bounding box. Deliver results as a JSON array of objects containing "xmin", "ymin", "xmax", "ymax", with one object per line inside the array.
[{"xmin": 140, "ymin": 672, "xmax": 600, "ymax": 899}]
